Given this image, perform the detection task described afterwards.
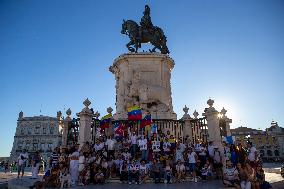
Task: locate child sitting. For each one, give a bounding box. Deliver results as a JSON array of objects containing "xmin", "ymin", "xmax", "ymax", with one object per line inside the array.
[
  {"xmin": 78, "ymin": 152, "xmax": 86, "ymax": 186},
  {"xmin": 223, "ymin": 160, "xmax": 240, "ymax": 189},
  {"xmin": 164, "ymin": 161, "xmax": 172, "ymax": 184},
  {"xmin": 201, "ymin": 163, "xmax": 209, "ymax": 180},
  {"xmin": 59, "ymin": 166, "xmax": 71, "ymax": 188},
  {"xmin": 94, "ymin": 169, "xmax": 105, "ymax": 184},
  {"xmin": 139, "ymin": 160, "xmax": 149, "ymax": 184},
  {"xmin": 120, "ymin": 161, "xmax": 128, "ymax": 183},
  {"xmin": 175, "ymin": 160, "xmax": 185, "ymax": 182},
  {"xmin": 128, "ymin": 159, "xmax": 139, "ymax": 185}
]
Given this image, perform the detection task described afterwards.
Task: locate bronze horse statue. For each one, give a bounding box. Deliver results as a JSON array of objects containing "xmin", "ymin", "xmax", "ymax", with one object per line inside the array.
[{"xmin": 121, "ymin": 19, "xmax": 170, "ymax": 54}]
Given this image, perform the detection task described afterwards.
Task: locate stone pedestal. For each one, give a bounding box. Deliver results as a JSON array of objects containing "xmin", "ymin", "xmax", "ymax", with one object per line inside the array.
[
  {"xmin": 77, "ymin": 99, "xmax": 94, "ymax": 148},
  {"xmin": 109, "ymin": 53, "xmax": 176, "ymax": 120},
  {"xmin": 202, "ymin": 99, "xmax": 222, "ymax": 148}
]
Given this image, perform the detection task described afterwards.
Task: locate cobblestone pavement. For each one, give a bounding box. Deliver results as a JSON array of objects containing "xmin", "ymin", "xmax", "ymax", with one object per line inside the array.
[{"xmin": 2, "ymin": 170, "xmax": 284, "ymax": 189}]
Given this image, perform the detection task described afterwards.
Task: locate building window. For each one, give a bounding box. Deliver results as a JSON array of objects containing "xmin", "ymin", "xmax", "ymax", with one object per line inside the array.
[
  {"xmin": 260, "ymin": 150, "xmax": 265, "ymax": 157},
  {"xmin": 35, "ymin": 127, "xmax": 40, "ymax": 134}
]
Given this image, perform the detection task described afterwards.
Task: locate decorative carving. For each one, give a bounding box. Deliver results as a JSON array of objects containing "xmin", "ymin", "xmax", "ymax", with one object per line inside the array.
[
  {"xmin": 221, "ymin": 107, "xmax": 227, "ymax": 116},
  {"xmin": 57, "ymin": 111, "xmax": 62, "ymax": 118},
  {"xmin": 66, "ymin": 108, "xmax": 72, "ymax": 117},
  {"xmin": 94, "ymin": 111, "xmax": 100, "ymax": 119},
  {"xmin": 193, "ymin": 110, "xmax": 199, "ymax": 119},
  {"xmin": 19, "ymin": 111, "xmax": 24, "ymax": 119},
  {"xmin": 111, "ymin": 54, "xmax": 176, "ymax": 120},
  {"xmin": 207, "ymin": 99, "xmax": 214, "ymax": 107},
  {"xmin": 183, "ymin": 105, "xmax": 189, "ymax": 114},
  {"xmin": 83, "ymin": 98, "xmax": 91, "ymax": 108},
  {"xmin": 107, "ymin": 107, "xmax": 113, "ymax": 114}
]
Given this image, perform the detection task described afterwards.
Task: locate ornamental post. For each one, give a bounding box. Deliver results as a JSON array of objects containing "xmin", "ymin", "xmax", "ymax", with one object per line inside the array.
[
  {"xmin": 181, "ymin": 105, "xmax": 193, "ymax": 142},
  {"xmin": 202, "ymin": 99, "xmax": 222, "ymax": 148},
  {"xmin": 77, "ymin": 98, "xmax": 94, "ymax": 148},
  {"xmin": 62, "ymin": 108, "xmax": 72, "ymax": 147}
]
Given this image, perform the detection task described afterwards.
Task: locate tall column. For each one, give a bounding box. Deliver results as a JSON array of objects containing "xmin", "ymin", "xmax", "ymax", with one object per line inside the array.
[
  {"xmin": 77, "ymin": 98, "xmax": 94, "ymax": 147},
  {"xmin": 181, "ymin": 105, "xmax": 193, "ymax": 141},
  {"xmin": 221, "ymin": 107, "xmax": 232, "ymax": 136},
  {"xmin": 202, "ymin": 99, "xmax": 222, "ymax": 148},
  {"xmin": 62, "ymin": 108, "xmax": 72, "ymax": 147}
]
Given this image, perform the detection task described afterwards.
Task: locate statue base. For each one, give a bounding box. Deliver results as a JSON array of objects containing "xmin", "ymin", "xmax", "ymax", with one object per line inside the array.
[{"xmin": 110, "ymin": 53, "xmax": 177, "ymax": 120}]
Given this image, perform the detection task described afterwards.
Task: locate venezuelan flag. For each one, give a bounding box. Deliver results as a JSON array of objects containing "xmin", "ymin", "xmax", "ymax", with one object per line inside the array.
[
  {"xmin": 140, "ymin": 114, "xmax": 152, "ymax": 128},
  {"xmin": 127, "ymin": 105, "xmax": 142, "ymax": 120},
  {"xmin": 100, "ymin": 114, "xmax": 112, "ymax": 129},
  {"xmin": 114, "ymin": 122, "xmax": 124, "ymax": 136}
]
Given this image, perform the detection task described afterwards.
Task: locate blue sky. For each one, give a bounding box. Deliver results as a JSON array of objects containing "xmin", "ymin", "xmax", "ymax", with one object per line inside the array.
[{"xmin": 0, "ymin": 0, "xmax": 283, "ymax": 156}]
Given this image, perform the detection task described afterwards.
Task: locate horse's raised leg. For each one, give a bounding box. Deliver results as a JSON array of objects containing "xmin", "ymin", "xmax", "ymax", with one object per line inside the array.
[
  {"xmin": 126, "ymin": 40, "xmax": 135, "ymax": 52},
  {"xmin": 150, "ymin": 46, "xmax": 157, "ymax": 53}
]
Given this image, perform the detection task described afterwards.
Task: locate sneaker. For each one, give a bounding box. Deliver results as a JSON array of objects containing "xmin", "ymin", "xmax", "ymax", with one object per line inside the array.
[
  {"xmin": 135, "ymin": 182, "xmax": 138, "ymax": 185},
  {"xmin": 164, "ymin": 180, "xmax": 167, "ymax": 184},
  {"xmin": 194, "ymin": 178, "xmax": 197, "ymax": 182},
  {"xmin": 128, "ymin": 182, "xmax": 131, "ymax": 185}
]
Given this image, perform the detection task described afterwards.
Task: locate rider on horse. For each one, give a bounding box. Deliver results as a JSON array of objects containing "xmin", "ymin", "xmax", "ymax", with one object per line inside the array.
[{"xmin": 139, "ymin": 5, "xmax": 154, "ymax": 41}]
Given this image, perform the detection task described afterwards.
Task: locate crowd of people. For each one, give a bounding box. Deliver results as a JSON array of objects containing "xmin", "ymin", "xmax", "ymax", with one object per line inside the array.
[{"xmin": 11, "ymin": 128, "xmax": 273, "ymax": 189}]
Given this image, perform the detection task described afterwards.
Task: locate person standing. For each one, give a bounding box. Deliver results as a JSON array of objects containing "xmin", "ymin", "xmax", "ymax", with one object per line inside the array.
[
  {"xmin": 138, "ymin": 135, "xmax": 148, "ymax": 161},
  {"xmin": 130, "ymin": 132, "xmax": 138, "ymax": 158},
  {"xmin": 17, "ymin": 149, "xmax": 28, "ymax": 179},
  {"xmin": 187, "ymin": 147, "xmax": 198, "ymax": 182},
  {"xmin": 50, "ymin": 147, "xmax": 60, "ymax": 168},
  {"xmin": 247, "ymin": 142, "xmax": 258, "ymax": 168},
  {"xmin": 69, "ymin": 145, "xmax": 80, "ymax": 186},
  {"xmin": 105, "ymin": 135, "xmax": 116, "ymax": 160},
  {"xmin": 31, "ymin": 151, "xmax": 41, "ymax": 179}
]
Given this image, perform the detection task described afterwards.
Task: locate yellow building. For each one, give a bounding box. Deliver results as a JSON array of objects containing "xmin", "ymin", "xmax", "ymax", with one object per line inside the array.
[{"xmin": 231, "ymin": 123, "xmax": 282, "ymax": 161}]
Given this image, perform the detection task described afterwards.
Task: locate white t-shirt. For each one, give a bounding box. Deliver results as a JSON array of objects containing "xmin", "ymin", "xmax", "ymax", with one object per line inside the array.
[
  {"xmin": 78, "ymin": 156, "xmax": 85, "ymax": 172},
  {"xmin": 176, "ymin": 164, "xmax": 185, "ymax": 172},
  {"xmin": 225, "ymin": 167, "xmax": 238, "ymax": 180},
  {"xmin": 163, "ymin": 142, "xmax": 171, "ymax": 152},
  {"xmin": 122, "ymin": 152, "xmax": 131, "ymax": 163},
  {"xmin": 179, "ymin": 143, "xmax": 186, "ymax": 152},
  {"xmin": 105, "ymin": 139, "xmax": 116, "ymax": 150},
  {"xmin": 94, "ymin": 143, "xmax": 104, "ymax": 152},
  {"xmin": 248, "ymin": 146, "xmax": 257, "ymax": 161},
  {"xmin": 195, "ymin": 143, "xmax": 201, "ymax": 152},
  {"xmin": 130, "ymin": 135, "xmax": 137, "ymax": 145},
  {"xmin": 138, "ymin": 139, "xmax": 147, "ymax": 150},
  {"xmin": 18, "ymin": 153, "xmax": 28, "ymax": 166},
  {"xmin": 188, "ymin": 152, "xmax": 197, "ymax": 163},
  {"xmin": 208, "ymin": 145, "xmax": 214, "ymax": 157},
  {"xmin": 139, "ymin": 164, "xmax": 147, "ymax": 174},
  {"xmin": 129, "ymin": 163, "xmax": 139, "ymax": 171},
  {"xmin": 152, "ymin": 140, "xmax": 160, "ymax": 152}
]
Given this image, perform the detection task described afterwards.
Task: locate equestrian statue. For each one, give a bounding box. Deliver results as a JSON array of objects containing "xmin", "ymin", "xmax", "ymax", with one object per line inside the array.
[{"xmin": 121, "ymin": 5, "xmax": 170, "ymax": 54}]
